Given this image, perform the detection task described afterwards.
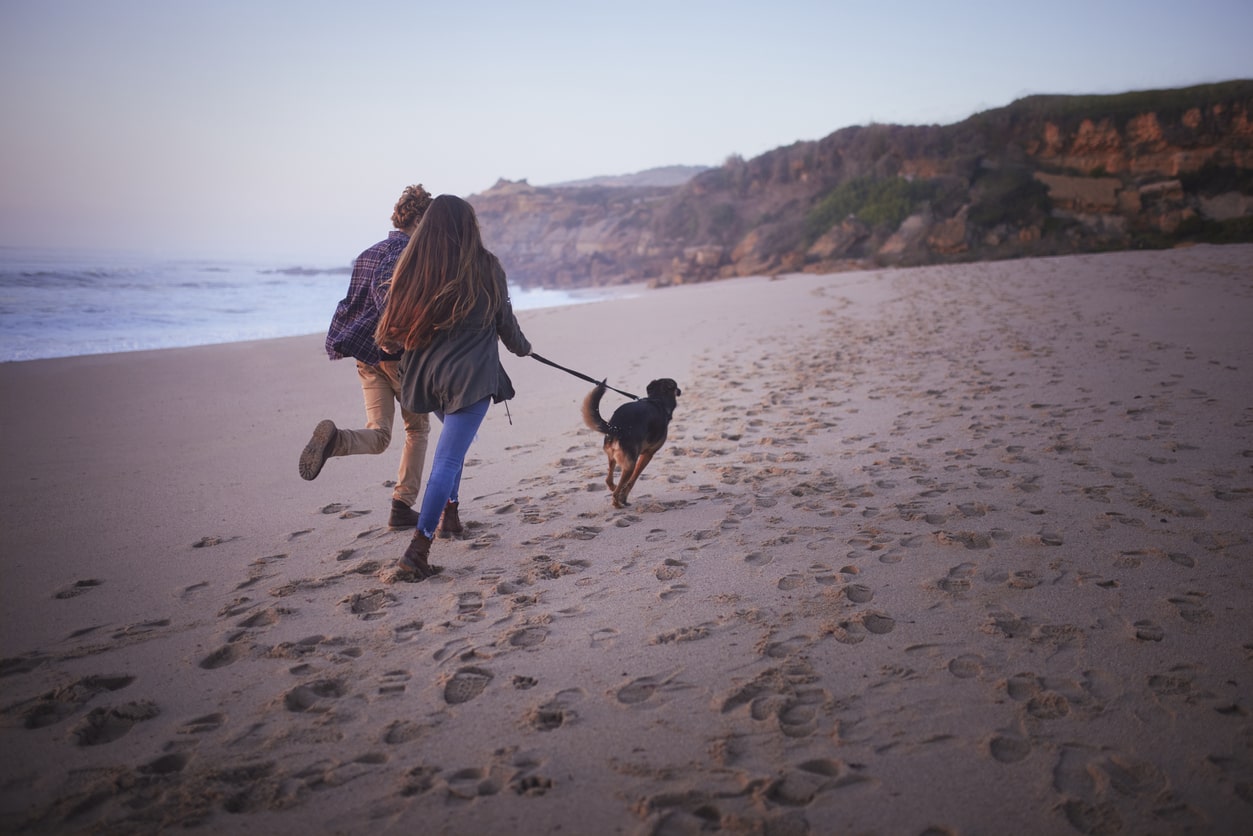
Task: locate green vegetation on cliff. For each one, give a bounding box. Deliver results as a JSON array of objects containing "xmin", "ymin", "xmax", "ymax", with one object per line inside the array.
[{"xmin": 806, "ymin": 176, "xmax": 940, "ymax": 242}]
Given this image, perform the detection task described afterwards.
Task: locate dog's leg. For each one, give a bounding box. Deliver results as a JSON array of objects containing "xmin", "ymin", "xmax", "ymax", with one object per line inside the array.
[
  {"xmin": 604, "ymin": 446, "xmax": 618, "ymax": 491},
  {"xmin": 613, "ymin": 454, "xmax": 640, "ymax": 508},
  {"xmin": 618, "ymin": 449, "xmax": 656, "ymax": 506}
]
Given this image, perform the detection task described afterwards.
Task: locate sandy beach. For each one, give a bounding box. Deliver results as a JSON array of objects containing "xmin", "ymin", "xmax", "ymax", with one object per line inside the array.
[{"xmin": 2, "ymin": 244, "xmax": 1251, "ymax": 834}]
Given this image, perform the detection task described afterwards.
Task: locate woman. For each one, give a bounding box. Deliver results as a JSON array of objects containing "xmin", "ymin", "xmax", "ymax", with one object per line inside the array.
[{"xmin": 375, "ymin": 194, "xmax": 532, "ymax": 580}]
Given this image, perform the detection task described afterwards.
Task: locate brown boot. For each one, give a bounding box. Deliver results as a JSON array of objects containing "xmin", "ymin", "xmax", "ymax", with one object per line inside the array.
[
  {"xmin": 388, "ymin": 499, "xmax": 418, "ymax": 530},
  {"xmin": 438, "ymin": 500, "xmax": 463, "ymax": 538},
  {"xmin": 298, "ymin": 419, "xmax": 338, "ymax": 480},
  {"xmin": 397, "ymin": 531, "xmax": 436, "ymax": 580}
]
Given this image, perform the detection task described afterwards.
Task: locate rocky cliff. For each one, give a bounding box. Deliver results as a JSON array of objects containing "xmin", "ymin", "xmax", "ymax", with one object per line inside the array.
[{"xmin": 470, "ymin": 81, "xmax": 1253, "ymax": 288}]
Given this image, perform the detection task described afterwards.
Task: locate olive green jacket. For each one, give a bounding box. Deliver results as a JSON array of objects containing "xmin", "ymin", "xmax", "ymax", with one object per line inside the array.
[{"xmin": 398, "ymin": 259, "xmax": 532, "ymax": 414}]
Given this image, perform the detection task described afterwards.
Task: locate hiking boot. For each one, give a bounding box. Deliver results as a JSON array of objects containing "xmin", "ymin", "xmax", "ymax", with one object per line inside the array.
[
  {"xmin": 397, "ymin": 531, "xmax": 436, "ymax": 580},
  {"xmin": 438, "ymin": 500, "xmax": 463, "ymax": 538},
  {"xmin": 298, "ymin": 420, "xmax": 338, "ymax": 480},
  {"xmin": 388, "ymin": 499, "xmax": 418, "ymax": 530}
]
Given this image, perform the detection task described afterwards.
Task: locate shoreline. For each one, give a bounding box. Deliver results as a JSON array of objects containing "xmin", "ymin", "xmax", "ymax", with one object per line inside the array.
[
  {"xmin": 0, "ymin": 269, "xmax": 646, "ymax": 365},
  {"xmin": 2, "ymin": 245, "xmax": 1252, "ymax": 833}
]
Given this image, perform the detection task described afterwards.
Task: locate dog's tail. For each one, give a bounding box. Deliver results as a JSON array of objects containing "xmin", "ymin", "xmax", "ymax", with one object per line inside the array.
[{"xmin": 582, "ymin": 380, "xmax": 612, "ymax": 434}]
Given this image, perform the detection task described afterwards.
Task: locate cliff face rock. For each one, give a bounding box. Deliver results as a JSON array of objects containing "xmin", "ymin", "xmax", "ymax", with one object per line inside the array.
[
  {"xmin": 470, "ymin": 81, "xmax": 1253, "ymax": 288},
  {"xmin": 472, "ymin": 179, "xmax": 676, "ymax": 288}
]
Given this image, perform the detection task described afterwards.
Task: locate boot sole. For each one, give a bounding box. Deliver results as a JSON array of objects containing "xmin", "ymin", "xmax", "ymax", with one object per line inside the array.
[{"xmin": 299, "ymin": 420, "xmax": 337, "ymax": 480}]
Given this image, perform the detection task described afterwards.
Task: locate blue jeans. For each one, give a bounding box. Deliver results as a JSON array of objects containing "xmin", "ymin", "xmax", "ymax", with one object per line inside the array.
[{"xmin": 417, "ymin": 397, "xmax": 491, "ymax": 538}]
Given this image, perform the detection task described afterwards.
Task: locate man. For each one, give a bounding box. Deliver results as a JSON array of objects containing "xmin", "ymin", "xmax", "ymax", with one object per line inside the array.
[{"xmin": 298, "ymin": 184, "xmax": 435, "ymax": 531}]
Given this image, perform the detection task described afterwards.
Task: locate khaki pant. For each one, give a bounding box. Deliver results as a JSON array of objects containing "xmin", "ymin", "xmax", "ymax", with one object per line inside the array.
[{"xmin": 331, "ymin": 361, "xmax": 430, "ymax": 506}]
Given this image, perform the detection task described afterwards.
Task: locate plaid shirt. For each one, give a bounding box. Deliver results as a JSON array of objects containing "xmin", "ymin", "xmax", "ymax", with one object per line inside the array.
[{"xmin": 324, "ymin": 230, "xmax": 409, "ymax": 365}]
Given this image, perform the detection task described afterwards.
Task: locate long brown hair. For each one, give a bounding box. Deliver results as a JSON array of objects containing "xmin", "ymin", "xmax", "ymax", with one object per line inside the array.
[{"xmin": 376, "ymin": 195, "xmax": 506, "ymax": 352}]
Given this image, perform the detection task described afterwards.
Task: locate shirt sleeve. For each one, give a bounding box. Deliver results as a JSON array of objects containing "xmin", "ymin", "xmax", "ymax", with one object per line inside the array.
[{"xmin": 492, "ymin": 260, "xmax": 531, "ymax": 357}]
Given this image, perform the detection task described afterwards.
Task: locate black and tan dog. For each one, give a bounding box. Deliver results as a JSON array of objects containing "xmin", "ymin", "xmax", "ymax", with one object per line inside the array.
[{"xmin": 582, "ymin": 378, "xmax": 681, "ymax": 508}]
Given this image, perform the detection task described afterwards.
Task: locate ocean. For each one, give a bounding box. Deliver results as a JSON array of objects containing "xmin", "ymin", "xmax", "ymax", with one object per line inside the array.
[{"xmin": 0, "ymin": 248, "xmax": 623, "ymax": 363}]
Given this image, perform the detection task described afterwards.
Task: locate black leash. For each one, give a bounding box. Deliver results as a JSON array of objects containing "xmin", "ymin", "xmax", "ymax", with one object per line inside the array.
[{"xmin": 530, "ymin": 353, "xmax": 638, "ymax": 400}]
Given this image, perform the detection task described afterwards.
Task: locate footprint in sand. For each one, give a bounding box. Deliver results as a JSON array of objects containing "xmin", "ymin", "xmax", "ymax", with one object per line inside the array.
[
  {"xmin": 177, "ymin": 713, "xmax": 224, "ymax": 735},
  {"xmin": 508, "ymin": 626, "xmax": 550, "ymax": 648},
  {"xmin": 615, "ymin": 675, "xmax": 663, "ymax": 705},
  {"xmin": 348, "ymin": 560, "xmax": 383, "ymax": 576},
  {"xmin": 561, "ymin": 525, "xmax": 602, "ymax": 541},
  {"xmin": 283, "ymin": 679, "xmax": 348, "ymax": 713},
  {"xmin": 763, "ymin": 757, "xmax": 845, "ymax": 805},
  {"xmin": 1168, "ymin": 552, "xmax": 1195, "ymax": 568},
  {"xmin": 778, "ymin": 574, "xmax": 804, "ymax": 591},
  {"xmin": 1005, "ymin": 673, "xmax": 1041, "ymax": 701},
  {"xmin": 1026, "ymin": 691, "xmax": 1071, "ymax": 720},
  {"xmin": 655, "ymin": 559, "xmax": 686, "ymax": 581},
  {"xmin": 199, "ymin": 642, "xmax": 251, "ymax": 670},
  {"xmin": 398, "ymin": 765, "xmax": 441, "ymax": 797},
  {"xmin": 988, "ymin": 733, "xmax": 1032, "ymax": 763},
  {"xmin": 135, "ymin": 753, "xmax": 198, "ymax": 783},
  {"xmin": 217, "ymin": 598, "xmax": 256, "ymax": 619},
  {"xmin": 110, "ymin": 619, "xmax": 170, "ymax": 641},
  {"xmin": 1168, "ymin": 592, "xmax": 1214, "ymax": 624},
  {"xmin": 53, "ymin": 579, "xmax": 103, "ymax": 599},
  {"xmin": 72, "ymin": 700, "xmax": 160, "ymax": 746},
  {"xmin": 947, "ymin": 655, "xmax": 984, "ymax": 679},
  {"xmin": 936, "ymin": 563, "xmax": 976, "ymax": 595},
  {"xmin": 237, "ymin": 607, "xmax": 283, "ymax": 629},
  {"xmin": 394, "ymin": 620, "xmax": 425, "ymax": 643},
  {"xmin": 444, "ymin": 766, "xmax": 505, "ymax": 800},
  {"xmin": 513, "ymin": 774, "xmax": 555, "ymax": 796},
  {"xmin": 526, "ymin": 689, "xmax": 583, "ymax": 731},
  {"xmin": 842, "ymin": 583, "xmax": 874, "ymax": 603},
  {"xmin": 378, "ymin": 669, "xmax": 411, "ymax": 696},
  {"xmin": 11, "ymin": 674, "xmax": 135, "ymax": 729},
  {"xmin": 1147, "ymin": 666, "xmax": 1203, "ymax": 699},
  {"xmin": 524, "ymin": 557, "xmax": 589, "ymax": 584},
  {"xmin": 1007, "ymin": 570, "xmax": 1042, "ymax": 590},
  {"xmin": 383, "ymin": 720, "xmax": 425, "ymax": 745},
  {"xmin": 342, "ymin": 589, "xmax": 397, "ymax": 621},
  {"xmin": 652, "ymin": 624, "xmax": 713, "ymax": 645},
  {"xmin": 985, "ymin": 609, "xmax": 1032, "ymax": 638},
  {"xmin": 860, "ymin": 612, "xmax": 896, "ymax": 634},
  {"xmin": 179, "ymin": 581, "xmax": 210, "ymax": 601},
  {"xmin": 192, "ymin": 535, "xmax": 233, "ymax": 548},
  {"xmin": 433, "ymin": 638, "xmax": 474, "ymax": 663},
  {"xmin": 591, "ymin": 627, "xmax": 619, "ymax": 648},
  {"xmin": 444, "ymin": 667, "xmax": 493, "ymax": 705},
  {"xmin": 824, "ymin": 619, "xmax": 867, "ymax": 645},
  {"xmin": 934, "ymin": 530, "xmax": 993, "ymax": 549},
  {"xmin": 761, "ymin": 636, "xmax": 811, "ymax": 661},
  {"xmin": 1036, "ymin": 532, "xmax": 1063, "ymax": 547}
]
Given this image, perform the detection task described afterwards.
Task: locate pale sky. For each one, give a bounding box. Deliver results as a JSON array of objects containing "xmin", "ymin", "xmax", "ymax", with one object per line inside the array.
[{"xmin": 2, "ymin": 0, "xmax": 1250, "ymax": 264}]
